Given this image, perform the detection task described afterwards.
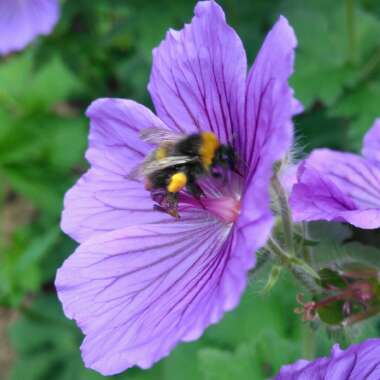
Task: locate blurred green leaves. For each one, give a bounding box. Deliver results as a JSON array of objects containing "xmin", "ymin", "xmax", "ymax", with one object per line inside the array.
[
  {"xmin": 8, "ymin": 295, "xmax": 106, "ymax": 380},
  {"xmin": 0, "ymin": 227, "xmax": 59, "ymax": 307},
  {"xmin": 0, "ymin": 54, "xmax": 79, "ymax": 111},
  {"xmin": 283, "ymin": 0, "xmax": 380, "ymax": 151},
  {"xmin": 0, "ymin": 53, "xmax": 86, "ymax": 215}
]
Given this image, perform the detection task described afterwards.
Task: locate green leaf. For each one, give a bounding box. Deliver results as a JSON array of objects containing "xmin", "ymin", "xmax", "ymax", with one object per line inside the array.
[
  {"xmin": 318, "ymin": 269, "xmax": 346, "ymax": 289},
  {"xmin": 282, "ymin": 0, "xmax": 380, "ymax": 109},
  {"xmin": 329, "ymin": 82, "xmax": 380, "ymax": 149},
  {"xmin": 163, "ymin": 342, "xmax": 202, "ymax": 380},
  {"xmin": 48, "ymin": 118, "xmax": 87, "ymax": 170},
  {"xmin": 0, "ymin": 54, "xmax": 80, "ymax": 111},
  {"xmin": 204, "ymin": 275, "xmax": 301, "ymax": 347},
  {"xmin": 14, "ymin": 227, "xmax": 60, "ymax": 273},
  {"xmin": 317, "ymin": 301, "xmax": 345, "ymax": 325},
  {"xmin": 198, "ymin": 331, "xmax": 302, "ymax": 380},
  {"xmin": 3, "ymin": 166, "xmax": 64, "ymax": 216},
  {"xmin": 0, "ymin": 225, "xmax": 60, "ymax": 306},
  {"xmin": 308, "ymin": 221, "xmax": 352, "ymax": 246},
  {"xmin": 198, "ymin": 345, "xmax": 261, "ymax": 380},
  {"xmin": 312, "ymin": 239, "xmax": 380, "ymax": 273}
]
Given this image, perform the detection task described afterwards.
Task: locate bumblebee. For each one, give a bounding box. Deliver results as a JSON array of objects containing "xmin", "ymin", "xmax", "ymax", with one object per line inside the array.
[{"xmin": 128, "ymin": 128, "xmax": 237, "ymax": 218}]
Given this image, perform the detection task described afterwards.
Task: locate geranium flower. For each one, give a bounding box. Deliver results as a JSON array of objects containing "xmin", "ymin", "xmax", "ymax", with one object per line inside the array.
[
  {"xmin": 290, "ymin": 119, "xmax": 380, "ymax": 229},
  {"xmin": 274, "ymin": 339, "xmax": 380, "ymax": 379},
  {"xmin": 56, "ymin": 1, "xmax": 300, "ymax": 375},
  {"xmin": 0, "ymin": 0, "xmax": 60, "ymax": 56}
]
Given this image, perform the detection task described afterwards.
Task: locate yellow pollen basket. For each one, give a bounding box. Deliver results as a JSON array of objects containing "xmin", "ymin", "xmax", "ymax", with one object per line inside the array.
[
  {"xmin": 199, "ymin": 132, "xmax": 220, "ymax": 169},
  {"xmin": 155, "ymin": 146, "xmax": 167, "ymax": 160},
  {"xmin": 167, "ymin": 172, "xmax": 188, "ymax": 193}
]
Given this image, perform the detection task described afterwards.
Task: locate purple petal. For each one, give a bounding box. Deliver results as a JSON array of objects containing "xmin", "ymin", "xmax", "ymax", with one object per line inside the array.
[
  {"xmin": 274, "ymin": 339, "xmax": 380, "ymax": 380},
  {"xmin": 290, "ymin": 149, "xmax": 380, "ymax": 229},
  {"xmin": 362, "ymin": 119, "xmax": 380, "ymax": 164},
  {"xmin": 235, "ymin": 16, "xmax": 298, "ymax": 257},
  {"xmin": 242, "ymin": 16, "xmax": 298, "ymax": 175},
  {"xmin": 61, "ymin": 98, "xmax": 171, "ymax": 242},
  {"xmin": 61, "ymin": 168, "xmax": 174, "ymax": 243},
  {"xmin": 148, "ymin": 0, "xmax": 247, "ymax": 141},
  {"xmin": 56, "ymin": 216, "xmax": 250, "ymax": 375},
  {"xmin": 85, "ymin": 98, "xmax": 163, "ymax": 173},
  {"xmin": 0, "ymin": 0, "xmax": 60, "ymax": 56}
]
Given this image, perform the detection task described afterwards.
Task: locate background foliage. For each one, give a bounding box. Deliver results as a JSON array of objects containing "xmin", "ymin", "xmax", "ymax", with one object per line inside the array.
[{"xmin": 1, "ymin": 0, "xmax": 380, "ymax": 379}]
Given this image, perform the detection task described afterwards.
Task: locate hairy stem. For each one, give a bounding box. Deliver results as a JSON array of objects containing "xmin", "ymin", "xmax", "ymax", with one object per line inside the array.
[
  {"xmin": 267, "ymin": 237, "xmax": 322, "ymax": 295},
  {"xmin": 301, "ymin": 222, "xmax": 312, "ymax": 264},
  {"xmin": 272, "ymin": 174, "xmax": 294, "ymax": 254}
]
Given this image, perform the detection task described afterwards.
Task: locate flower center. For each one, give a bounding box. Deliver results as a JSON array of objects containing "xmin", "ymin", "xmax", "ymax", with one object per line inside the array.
[{"xmin": 202, "ymin": 196, "xmax": 241, "ymax": 223}]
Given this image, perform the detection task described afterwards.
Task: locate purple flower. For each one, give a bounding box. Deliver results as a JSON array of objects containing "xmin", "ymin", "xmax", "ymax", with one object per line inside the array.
[
  {"xmin": 290, "ymin": 119, "xmax": 380, "ymax": 229},
  {"xmin": 56, "ymin": 1, "xmax": 299, "ymax": 375},
  {"xmin": 0, "ymin": 0, "xmax": 60, "ymax": 56},
  {"xmin": 274, "ymin": 339, "xmax": 380, "ymax": 379}
]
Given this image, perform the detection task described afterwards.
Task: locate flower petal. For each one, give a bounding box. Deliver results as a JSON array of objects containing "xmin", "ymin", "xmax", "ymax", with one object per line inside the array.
[
  {"xmin": 274, "ymin": 339, "xmax": 380, "ymax": 380},
  {"xmin": 242, "ymin": 16, "xmax": 298, "ymax": 174},
  {"xmin": 362, "ymin": 118, "xmax": 380, "ymax": 164},
  {"xmin": 56, "ymin": 216, "xmax": 250, "ymax": 375},
  {"xmin": 0, "ymin": 0, "xmax": 59, "ymax": 55},
  {"xmin": 290, "ymin": 149, "xmax": 380, "ymax": 229},
  {"xmin": 232, "ymin": 16, "xmax": 298, "ymax": 256},
  {"xmin": 85, "ymin": 98, "xmax": 166, "ymax": 174},
  {"xmin": 148, "ymin": 0, "xmax": 247, "ymax": 141},
  {"xmin": 61, "ymin": 168, "xmax": 174, "ymax": 243},
  {"xmin": 61, "ymin": 98, "xmax": 170, "ymax": 242}
]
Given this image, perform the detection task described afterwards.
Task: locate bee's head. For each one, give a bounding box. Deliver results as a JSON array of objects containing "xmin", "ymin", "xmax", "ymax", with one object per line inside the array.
[{"xmin": 214, "ymin": 144, "xmax": 236, "ymax": 170}]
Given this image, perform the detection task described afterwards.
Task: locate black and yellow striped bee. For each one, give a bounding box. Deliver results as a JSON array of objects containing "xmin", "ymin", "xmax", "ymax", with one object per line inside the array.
[{"xmin": 129, "ymin": 128, "xmax": 237, "ymax": 218}]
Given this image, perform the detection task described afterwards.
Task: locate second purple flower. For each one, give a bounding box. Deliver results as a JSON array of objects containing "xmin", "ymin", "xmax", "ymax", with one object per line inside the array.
[{"xmin": 290, "ymin": 119, "xmax": 380, "ymax": 229}]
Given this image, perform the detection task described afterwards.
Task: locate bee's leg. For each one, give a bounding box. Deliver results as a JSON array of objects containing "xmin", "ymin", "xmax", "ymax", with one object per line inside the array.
[
  {"xmin": 150, "ymin": 188, "xmax": 166, "ymax": 205},
  {"xmin": 153, "ymin": 204, "xmax": 169, "ymax": 213},
  {"xmin": 165, "ymin": 192, "xmax": 180, "ymax": 219},
  {"xmin": 152, "ymin": 194, "xmax": 180, "ymax": 219},
  {"xmin": 186, "ymin": 182, "xmax": 206, "ymax": 209},
  {"xmin": 187, "ymin": 181, "xmax": 205, "ymax": 198},
  {"xmin": 150, "ymin": 188, "xmax": 179, "ymax": 219}
]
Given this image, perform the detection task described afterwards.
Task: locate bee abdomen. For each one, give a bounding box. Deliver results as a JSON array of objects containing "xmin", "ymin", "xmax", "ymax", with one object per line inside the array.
[{"xmin": 199, "ymin": 132, "xmax": 220, "ymax": 169}]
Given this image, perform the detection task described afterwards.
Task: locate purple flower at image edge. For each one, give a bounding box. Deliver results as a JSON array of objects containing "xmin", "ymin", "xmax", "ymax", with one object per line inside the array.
[
  {"xmin": 290, "ymin": 119, "xmax": 380, "ymax": 229},
  {"xmin": 0, "ymin": 0, "xmax": 60, "ymax": 56},
  {"xmin": 274, "ymin": 339, "xmax": 380, "ymax": 380},
  {"xmin": 56, "ymin": 1, "xmax": 300, "ymax": 375}
]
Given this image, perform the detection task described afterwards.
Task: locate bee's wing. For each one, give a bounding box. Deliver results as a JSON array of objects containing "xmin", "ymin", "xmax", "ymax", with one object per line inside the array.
[
  {"xmin": 142, "ymin": 156, "xmax": 197, "ymax": 176},
  {"xmin": 127, "ymin": 163, "xmax": 145, "ymax": 180},
  {"xmin": 127, "ymin": 155, "xmax": 197, "ymax": 180},
  {"xmin": 127, "ymin": 151, "xmax": 156, "ymax": 180},
  {"xmin": 140, "ymin": 127, "xmax": 184, "ymax": 145}
]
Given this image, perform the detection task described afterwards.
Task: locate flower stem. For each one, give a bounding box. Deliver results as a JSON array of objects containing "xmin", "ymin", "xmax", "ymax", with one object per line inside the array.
[
  {"xmin": 343, "ymin": 305, "xmax": 380, "ymax": 326},
  {"xmin": 267, "ymin": 237, "xmax": 322, "ymax": 295},
  {"xmin": 346, "ymin": 0, "xmax": 357, "ymax": 64},
  {"xmin": 301, "ymin": 222, "xmax": 312, "ymax": 264},
  {"xmin": 267, "ymin": 236, "xmax": 292, "ymax": 262},
  {"xmin": 272, "ymin": 174, "xmax": 294, "ymax": 255}
]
